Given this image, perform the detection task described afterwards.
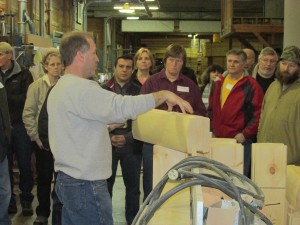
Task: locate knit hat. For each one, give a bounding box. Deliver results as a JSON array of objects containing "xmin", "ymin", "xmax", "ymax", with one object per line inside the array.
[
  {"xmin": 280, "ymin": 45, "xmax": 300, "ymax": 64},
  {"xmin": 0, "ymin": 42, "xmax": 13, "ymax": 53}
]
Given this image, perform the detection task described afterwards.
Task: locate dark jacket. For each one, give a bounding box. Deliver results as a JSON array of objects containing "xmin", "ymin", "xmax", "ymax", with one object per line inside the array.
[
  {"xmin": 0, "ymin": 82, "xmax": 11, "ymax": 162},
  {"xmin": 0, "ymin": 61, "xmax": 33, "ymax": 124},
  {"xmin": 38, "ymin": 87, "xmax": 53, "ymax": 151},
  {"xmin": 101, "ymin": 77, "xmax": 143, "ymax": 153}
]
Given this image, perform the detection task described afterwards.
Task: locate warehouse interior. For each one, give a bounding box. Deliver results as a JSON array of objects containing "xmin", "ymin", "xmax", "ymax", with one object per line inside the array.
[
  {"xmin": 0, "ymin": 0, "xmax": 286, "ymax": 80},
  {"xmin": 1, "ymin": 0, "xmax": 300, "ymax": 225}
]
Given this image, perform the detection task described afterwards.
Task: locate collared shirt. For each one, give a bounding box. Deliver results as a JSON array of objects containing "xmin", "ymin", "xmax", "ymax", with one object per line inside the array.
[
  {"xmin": 114, "ymin": 81, "xmax": 130, "ymax": 95},
  {"xmin": 141, "ymin": 69, "xmax": 207, "ymax": 116}
]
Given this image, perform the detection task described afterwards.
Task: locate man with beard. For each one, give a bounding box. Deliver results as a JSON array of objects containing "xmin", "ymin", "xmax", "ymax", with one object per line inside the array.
[
  {"xmin": 257, "ymin": 45, "xmax": 300, "ymax": 165},
  {"xmin": 252, "ymin": 47, "xmax": 278, "ymax": 94}
]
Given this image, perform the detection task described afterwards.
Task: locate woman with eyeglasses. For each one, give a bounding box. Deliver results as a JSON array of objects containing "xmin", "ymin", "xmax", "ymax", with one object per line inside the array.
[{"xmin": 22, "ymin": 49, "xmax": 63, "ymax": 225}]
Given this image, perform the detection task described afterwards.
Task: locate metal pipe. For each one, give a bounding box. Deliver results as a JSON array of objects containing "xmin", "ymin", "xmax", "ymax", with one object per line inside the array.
[
  {"xmin": 83, "ymin": 0, "xmax": 112, "ymax": 32},
  {"xmin": 39, "ymin": 0, "xmax": 45, "ymax": 36},
  {"xmin": 142, "ymin": 2, "xmax": 152, "ymax": 17},
  {"xmin": 18, "ymin": 0, "xmax": 27, "ymax": 38},
  {"xmin": 10, "ymin": 14, "xmax": 14, "ymax": 36}
]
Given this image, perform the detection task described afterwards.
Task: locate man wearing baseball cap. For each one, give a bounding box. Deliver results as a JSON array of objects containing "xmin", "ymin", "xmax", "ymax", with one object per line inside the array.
[{"xmin": 258, "ymin": 45, "xmax": 300, "ymax": 165}]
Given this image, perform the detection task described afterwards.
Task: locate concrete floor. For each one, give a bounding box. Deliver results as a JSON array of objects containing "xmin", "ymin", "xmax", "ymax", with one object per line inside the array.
[{"xmin": 10, "ymin": 165, "xmax": 129, "ymax": 225}]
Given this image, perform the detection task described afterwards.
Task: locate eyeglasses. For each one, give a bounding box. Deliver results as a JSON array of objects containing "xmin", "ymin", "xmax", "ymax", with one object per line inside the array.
[
  {"xmin": 47, "ymin": 62, "xmax": 62, "ymax": 67},
  {"xmin": 260, "ymin": 58, "xmax": 277, "ymax": 64}
]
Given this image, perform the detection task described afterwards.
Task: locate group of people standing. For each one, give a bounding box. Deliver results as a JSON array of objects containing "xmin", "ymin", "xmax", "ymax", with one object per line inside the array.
[
  {"xmin": 0, "ymin": 30, "xmax": 300, "ymax": 225},
  {"xmin": 0, "ymin": 43, "xmax": 63, "ymax": 225}
]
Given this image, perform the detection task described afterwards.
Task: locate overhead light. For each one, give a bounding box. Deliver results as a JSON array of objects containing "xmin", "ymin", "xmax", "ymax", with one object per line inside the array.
[
  {"xmin": 119, "ymin": 3, "xmax": 135, "ymax": 13},
  {"xmin": 114, "ymin": 4, "xmax": 159, "ymax": 11},
  {"xmin": 127, "ymin": 17, "xmax": 139, "ymax": 20},
  {"xmin": 188, "ymin": 34, "xmax": 192, "ymax": 38}
]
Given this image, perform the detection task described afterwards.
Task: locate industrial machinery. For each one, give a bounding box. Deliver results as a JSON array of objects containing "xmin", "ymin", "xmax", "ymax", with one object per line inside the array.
[{"xmin": 133, "ymin": 156, "xmax": 273, "ymax": 225}]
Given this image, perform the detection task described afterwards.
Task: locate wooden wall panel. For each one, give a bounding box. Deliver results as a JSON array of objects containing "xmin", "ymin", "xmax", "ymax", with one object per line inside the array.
[{"xmin": 251, "ymin": 143, "xmax": 287, "ymax": 188}]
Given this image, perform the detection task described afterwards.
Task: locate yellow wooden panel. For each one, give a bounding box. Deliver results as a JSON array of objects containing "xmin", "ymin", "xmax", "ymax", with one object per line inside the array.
[
  {"xmin": 147, "ymin": 183, "xmax": 191, "ymax": 225},
  {"xmin": 286, "ymin": 165, "xmax": 300, "ymax": 212},
  {"xmin": 133, "ymin": 109, "xmax": 210, "ymax": 155},
  {"xmin": 261, "ymin": 188, "xmax": 287, "ymax": 225},
  {"xmin": 197, "ymin": 138, "xmax": 236, "ymax": 159},
  {"xmin": 251, "ymin": 143, "xmax": 287, "ymax": 188},
  {"xmin": 153, "ymin": 145, "xmax": 188, "ymax": 186},
  {"xmin": 209, "ymin": 138, "xmax": 236, "ymax": 145},
  {"xmin": 191, "ymin": 170, "xmax": 204, "ymax": 225},
  {"xmin": 289, "ymin": 212, "xmax": 300, "ymax": 225},
  {"xmin": 209, "ymin": 143, "xmax": 243, "ymax": 174},
  {"xmin": 198, "ymin": 142, "xmax": 243, "ymax": 177}
]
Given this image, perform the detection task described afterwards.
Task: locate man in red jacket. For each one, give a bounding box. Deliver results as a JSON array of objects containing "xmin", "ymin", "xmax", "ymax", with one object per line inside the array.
[{"xmin": 208, "ymin": 48, "xmax": 264, "ymax": 177}]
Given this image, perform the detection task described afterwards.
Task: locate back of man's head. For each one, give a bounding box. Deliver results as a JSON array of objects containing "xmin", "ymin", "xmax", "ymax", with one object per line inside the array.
[{"xmin": 0, "ymin": 42, "xmax": 13, "ymax": 53}]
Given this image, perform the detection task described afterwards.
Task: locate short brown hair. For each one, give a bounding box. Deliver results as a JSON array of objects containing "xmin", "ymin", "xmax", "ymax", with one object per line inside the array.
[
  {"xmin": 163, "ymin": 44, "xmax": 186, "ymax": 68},
  {"xmin": 60, "ymin": 31, "xmax": 94, "ymax": 67}
]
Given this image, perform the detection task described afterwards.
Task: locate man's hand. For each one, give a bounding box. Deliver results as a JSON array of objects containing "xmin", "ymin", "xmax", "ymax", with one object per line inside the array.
[
  {"xmin": 35, "ymin": 138, "xmax": 49, "ymax": 151},
  {"xmin": 108, "ymin": 123, "xmax": 125, "ymax": 132},
  {"xmin": 234, "ymin": 133, "xmax": 246, "ymax": 144},
  {"xmin": 152, "ymin": 90, "xmax": 194, "ymax": 114},
  {"xmin": 111, "ymin": 135, "xmax": 126, "ymax": 148}
]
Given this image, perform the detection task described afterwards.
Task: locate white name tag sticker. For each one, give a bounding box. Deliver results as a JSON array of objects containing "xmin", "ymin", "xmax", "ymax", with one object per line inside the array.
[
  {"xmin": 177, "ymin": 85, "xmax": 189, "ymax": 92},
  {"xmin": 226, "ymin": 83, "xmax": 234, "ymax": 90},
  {"xmin": 0, "ymin": 82, "xmax": 3, "ymax": 88}
]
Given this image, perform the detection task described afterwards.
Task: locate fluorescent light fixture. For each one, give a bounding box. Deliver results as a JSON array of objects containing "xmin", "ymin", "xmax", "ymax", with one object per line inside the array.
[
  {"xmin": 127, "ymin": 17, "xmax": 139, "ymax": 20},
  {"xmin": 115, "ymin": 6, "xmax": 159, "ymax": 10},
  {"xmin": 188, "ymin": 34, "xmax": 192, "ymax": 38},
  {"xmin": 148, "ymin": 6, "xmax": 159, "ymax": 10},
  {"xmin": 119, "ymin": 3, "xmax": 135, "ymax": 13},
  {"xmin": 114, "ymin": 4, "xmax": 159, "ymax": 11}
]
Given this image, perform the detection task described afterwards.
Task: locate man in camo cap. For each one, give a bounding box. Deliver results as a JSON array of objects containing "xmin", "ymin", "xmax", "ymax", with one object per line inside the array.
[{"xmin": 258, "ymin": 45, "xmax": 300, "ymax": 165}]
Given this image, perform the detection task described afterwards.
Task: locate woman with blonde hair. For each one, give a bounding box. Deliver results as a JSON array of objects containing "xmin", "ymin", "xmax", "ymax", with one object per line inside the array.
[
  {"xmin": 132, "ymin": 47, "xmax": 155, "ymax": 85},
  {"xmin": 132, "ymin": 47, "xmax": 155, "ymax": 201},
  {"xmin": 23, "ymin": 49, "xmax": 63, "ymax": 225}
]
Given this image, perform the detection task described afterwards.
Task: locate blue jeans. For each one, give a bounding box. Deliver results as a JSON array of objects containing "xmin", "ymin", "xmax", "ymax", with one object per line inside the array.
[
  {"xmin": 142, "ymin": 143, "xmax": 153, "ymax": 201},
  {"xmin": 55, "ymin": 172, "xmax": 113, "ymax": 225},
  {"xmin": 0, "ymin": 156, "xmax": 11, "ymax": 225},
  {"xmin": 107, "ymin": 149, "xmax": 142, "ymax": 224},
  {"xmin": 52, "ymin": 173, "xmax": 63, "ymax": 225},
  {"xmin": 8, "ymin": 123, "xmax": 34, "ymax": 204}
]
